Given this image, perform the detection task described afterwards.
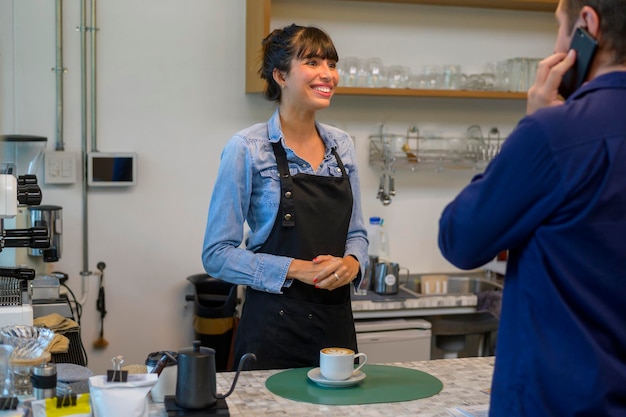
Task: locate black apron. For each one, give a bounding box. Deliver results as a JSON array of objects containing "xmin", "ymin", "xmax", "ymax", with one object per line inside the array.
[{"xmin": 233, "ymin": 140, "xmax": 357, "ymax": 370}]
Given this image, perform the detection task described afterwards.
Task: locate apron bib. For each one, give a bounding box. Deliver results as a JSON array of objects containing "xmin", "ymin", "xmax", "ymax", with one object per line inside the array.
[{"xmin": 234, "ymin": 141, "xmax": 357, "ymax": 369}]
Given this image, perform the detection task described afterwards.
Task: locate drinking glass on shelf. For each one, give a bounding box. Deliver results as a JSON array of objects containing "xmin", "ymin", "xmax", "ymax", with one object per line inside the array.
[
  {"xmin": 387, "ymin": 65, "xmax": 410, "ymax": 88},
  {"xmin": 442, "ymin": 64, "xmax": 462, "ymax": 90},
  {"xmin": 525, "ymin": 58, "xmax": 541, "ymax": 91},
  {"xmin": 461, "ymin": 74, "xmax": 483, "ymax": 90},
  {"xmin": 507, "ymin": 57, "xmax": 529, "ymax": 92},
  {"xmin": 480, "ymin": 72, "xmax": 496, "ymax": 90},
  {"xmin": 365, "ymin": 57, "xmax": 386, "ymax": 87},
  {"xmin": 422, "ymin": 65, "xmax": 443, "ymax": 89},
  {"xmin": 356, "ymin": 59, "xmax": 369, "ymax": 87},
  {"xmin": 338, "ymin": 56, "xmax": 359, "ymax": 87},
  {"xmin": 495, "ymin": 60, "xmax": 511, "ymax": 91},
  {"xmin": 409, "ymin": 73, "xmax": 425, "ymax": 89}
]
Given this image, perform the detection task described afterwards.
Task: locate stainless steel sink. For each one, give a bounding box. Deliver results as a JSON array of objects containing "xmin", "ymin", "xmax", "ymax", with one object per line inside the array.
[
  {"xmin": 400, "ymin": 274, "xmax": 503, "ymax": 297},
  {"xmin": 447, "ymin": 276, "xmax": 503, "ymax": 293}
]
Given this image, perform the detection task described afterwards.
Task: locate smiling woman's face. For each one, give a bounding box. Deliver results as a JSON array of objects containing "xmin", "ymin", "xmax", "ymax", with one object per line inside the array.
[{"xmin": 281, "ymin": 55, "xmax": 339, "ymax": 112}]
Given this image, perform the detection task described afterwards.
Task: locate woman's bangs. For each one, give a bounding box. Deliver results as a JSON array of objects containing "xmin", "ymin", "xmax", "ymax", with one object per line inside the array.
[{"xmin": 294, "ymin": 29, "xmax": 338, "ymax": 61}]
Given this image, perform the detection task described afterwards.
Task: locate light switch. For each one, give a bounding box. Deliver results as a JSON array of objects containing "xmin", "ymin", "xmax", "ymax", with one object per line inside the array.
[{"xmin": 44, "ymin": 151, "xmax": 77, "ymax": 184}]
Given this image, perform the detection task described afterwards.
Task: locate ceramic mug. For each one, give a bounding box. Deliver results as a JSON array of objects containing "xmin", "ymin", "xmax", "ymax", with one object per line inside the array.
[{"xmin": 319, "ymin": 348, "xmax": 367, "ymax": 381}]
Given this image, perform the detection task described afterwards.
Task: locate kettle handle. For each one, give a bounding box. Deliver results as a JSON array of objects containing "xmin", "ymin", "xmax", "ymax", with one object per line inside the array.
[{"xmin": 215, "ymin": 353, "xmax": 256, "ymax": 399}]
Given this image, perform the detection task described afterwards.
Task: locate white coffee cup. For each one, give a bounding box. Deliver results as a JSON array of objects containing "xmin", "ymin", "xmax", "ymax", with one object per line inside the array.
[{"xmin": 319, "ymin": 347, "xmax": 367, "ymax": 381}]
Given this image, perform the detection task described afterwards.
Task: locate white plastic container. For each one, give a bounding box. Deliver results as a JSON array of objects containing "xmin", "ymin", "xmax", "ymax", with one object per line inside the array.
[
  {"xmin": 366, "ymin": 216, "xmax": 389, "ymax": 262},
  {"xmin": 150, "ymin": 365, "xmax": 177, "ymax": 402},
  {"xmin": 145, "ymin": 352, "xmax": 177, "ymax": 402}
]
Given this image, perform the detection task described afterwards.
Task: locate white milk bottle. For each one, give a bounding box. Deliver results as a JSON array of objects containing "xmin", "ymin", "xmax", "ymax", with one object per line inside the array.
[{"xmin": 367, "ymin": 216, "xmax": 389, "ymax": 262}]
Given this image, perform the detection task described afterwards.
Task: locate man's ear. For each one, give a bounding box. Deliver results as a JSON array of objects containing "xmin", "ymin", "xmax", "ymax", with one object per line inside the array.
[{"xmin": 581, "ymin": 5, "xmax": 600, "ymax": 38}]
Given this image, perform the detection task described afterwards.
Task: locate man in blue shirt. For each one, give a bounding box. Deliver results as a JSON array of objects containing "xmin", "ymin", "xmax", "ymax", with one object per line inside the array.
[{"xmin": 439, "ymin": 0, "xmax": 626, "ymax": 415}]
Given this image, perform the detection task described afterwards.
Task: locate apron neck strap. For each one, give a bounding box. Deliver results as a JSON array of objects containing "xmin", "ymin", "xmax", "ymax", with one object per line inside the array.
[
  {"xmin": 330, "ymin": 147, "xmax": 348, "ymax": 177},
  {"xmin": 271, "ymin": 141, "xmax": 296, "ymax": 227}
]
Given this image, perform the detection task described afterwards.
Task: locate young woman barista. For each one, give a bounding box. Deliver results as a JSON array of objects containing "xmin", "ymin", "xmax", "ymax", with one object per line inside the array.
[{"xmin": 202, "ymin": 24, "xmax": 368, "ymax": 370}]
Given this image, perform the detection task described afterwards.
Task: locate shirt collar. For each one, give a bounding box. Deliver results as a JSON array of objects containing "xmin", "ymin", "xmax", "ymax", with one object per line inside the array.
[
  {"xmin": 267, "ymin": 108, "xmax": 339, "ymax": 154},
  {"xmin": 569, "ymin": 70, "xmax": 626, "ymax": 100}
]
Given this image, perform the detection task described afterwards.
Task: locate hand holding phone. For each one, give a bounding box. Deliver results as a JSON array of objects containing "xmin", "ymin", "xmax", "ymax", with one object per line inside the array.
[{"xmin": 558, "ymin": 27, "xmax": 598, "ymax": 99}]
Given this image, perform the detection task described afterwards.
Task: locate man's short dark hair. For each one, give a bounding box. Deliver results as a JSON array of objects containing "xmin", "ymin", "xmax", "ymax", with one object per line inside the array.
[{"xmin": 564, "ymin": 0, "xmax": 626, "ymax": 64}]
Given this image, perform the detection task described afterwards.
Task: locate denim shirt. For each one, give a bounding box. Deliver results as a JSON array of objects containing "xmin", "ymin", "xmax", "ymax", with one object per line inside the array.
[{"xmin": 202, "ymin": 109, "xmax": 368, "ymax": 294}]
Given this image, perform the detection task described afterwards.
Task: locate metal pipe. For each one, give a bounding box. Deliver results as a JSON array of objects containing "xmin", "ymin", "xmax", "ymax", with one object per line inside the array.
[
  {"xmin": 54, "ymin": 0, "xmax": 64, "ymax": 151},
  {"xmin": 79, "ymin": 0, "xmax": 91, "ymax": 295},
  {"xmin": 90, "ymin": 0, "xmax": 98, "ymax": 153}
]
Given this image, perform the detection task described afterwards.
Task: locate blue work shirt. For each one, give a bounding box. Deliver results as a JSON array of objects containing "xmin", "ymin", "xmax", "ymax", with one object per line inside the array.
[
  {"xmin": 439, "ymin": 71, "xmax": 626, "ymax": 416},
  {"xmin": 202, "ymin": 109, "xmax": 368, "ymax": 294}
]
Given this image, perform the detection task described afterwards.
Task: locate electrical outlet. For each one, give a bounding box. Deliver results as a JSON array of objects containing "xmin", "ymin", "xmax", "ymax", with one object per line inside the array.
[{"xmin": 44, "ymin": 151, "xmax": 77, "ymax": 184}]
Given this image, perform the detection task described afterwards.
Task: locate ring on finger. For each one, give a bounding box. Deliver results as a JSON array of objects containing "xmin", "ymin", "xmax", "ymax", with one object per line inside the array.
[{"xmin": 333, "ymin": 273, "xmax": 340, "ymax": 281}]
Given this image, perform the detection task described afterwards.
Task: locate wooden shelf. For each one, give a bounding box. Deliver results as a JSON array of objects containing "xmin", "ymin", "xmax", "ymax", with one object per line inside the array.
[
  {"xmin": 336, "ymin": 87, "xmax": 527, "ymax": 99},
  {"xmin": 245, "ymin": 0, "xmax": 555, "ymax": 96},
  {"xmin": 341, "ymin": 0, "xmax": 557, "ymax": 12},
  {"xmin": 246, "ymin": 0, "xmax": 271, "ymax": 94}
]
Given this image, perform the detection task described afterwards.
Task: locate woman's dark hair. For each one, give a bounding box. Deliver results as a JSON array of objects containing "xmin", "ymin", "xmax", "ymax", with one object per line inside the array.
[
  {"xmin": 258, "ymin": 24, "xmax": 339, "ymax": 102},
  {"xmin": 564, "ymin": 0, "xmax": 626, "ymax": 64}
]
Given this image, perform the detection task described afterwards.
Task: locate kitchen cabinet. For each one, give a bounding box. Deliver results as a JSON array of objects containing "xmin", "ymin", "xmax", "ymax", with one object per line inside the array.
[
  {"xmin": 245, "ymin": 0, "xmax": 557, "ymax": 98},
  {"xmin": 355, "ymin": 318, "xmax": 432, "ymax": 362}
]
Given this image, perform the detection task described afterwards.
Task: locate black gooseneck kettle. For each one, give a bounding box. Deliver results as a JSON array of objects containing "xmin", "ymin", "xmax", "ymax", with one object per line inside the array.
[{"xmin": 175, "ymin": 340, "xmax": 256, "ymax": 410}]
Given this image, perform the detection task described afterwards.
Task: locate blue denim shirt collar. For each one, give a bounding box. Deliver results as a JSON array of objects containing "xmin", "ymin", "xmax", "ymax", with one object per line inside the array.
[{"xmin": 267, "ymin": 108, "xmax": 340, "ymax": 157}]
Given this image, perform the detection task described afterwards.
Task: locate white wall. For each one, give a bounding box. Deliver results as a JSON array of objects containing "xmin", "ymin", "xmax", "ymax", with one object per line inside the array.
[{"xmin": 1, "ymin": 0, "xmax": 556, "ymax": 374}]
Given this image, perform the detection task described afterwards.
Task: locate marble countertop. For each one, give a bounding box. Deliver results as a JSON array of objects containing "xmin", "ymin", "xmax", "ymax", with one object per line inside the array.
[{"xmin": 153, "ymin": 356, "xmax": 495, "ymax": 417}]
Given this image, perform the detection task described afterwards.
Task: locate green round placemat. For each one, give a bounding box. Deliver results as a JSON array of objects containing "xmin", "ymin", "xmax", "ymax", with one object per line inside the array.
[{"xmin": 265, "ymin": 364, "xmax": 443, "ymax": 405}]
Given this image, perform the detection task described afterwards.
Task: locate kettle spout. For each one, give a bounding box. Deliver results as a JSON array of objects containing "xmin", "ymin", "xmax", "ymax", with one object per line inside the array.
[
  {"xmin": 216, "ymin": 353, "xmax": 257, "ymax": 399},
  {"xmin": 151, "ymin": 351, "xmax": 178, "ymax": 376}
]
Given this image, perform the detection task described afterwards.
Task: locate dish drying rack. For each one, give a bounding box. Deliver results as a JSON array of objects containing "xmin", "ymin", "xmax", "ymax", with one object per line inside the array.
[{"xmin": 369, "ymin": 124, "xmax": 502, "ymax": 205}]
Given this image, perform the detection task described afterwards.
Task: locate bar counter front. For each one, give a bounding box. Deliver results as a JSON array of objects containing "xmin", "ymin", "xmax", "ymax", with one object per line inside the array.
[{"xmin": 153, "ymin": 356, "xmax": 494, "ymax": 417}]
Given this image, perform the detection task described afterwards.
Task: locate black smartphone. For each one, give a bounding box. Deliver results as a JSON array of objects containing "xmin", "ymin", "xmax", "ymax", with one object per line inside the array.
[{"xmin": 558, "ymin": 27, "xmax": 598, "ymax": 99}]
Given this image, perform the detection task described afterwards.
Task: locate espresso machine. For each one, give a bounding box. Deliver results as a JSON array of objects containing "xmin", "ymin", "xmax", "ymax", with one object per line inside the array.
[
  {"xmin": 0, "ymin": 134, "xmax": 69, "ymax": 325},
  {"xmin": 0, "ymin": 168, "xmax": 48, "ymax": 326}
]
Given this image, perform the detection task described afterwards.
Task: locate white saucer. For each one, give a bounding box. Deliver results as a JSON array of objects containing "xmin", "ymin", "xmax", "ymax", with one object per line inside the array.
[{"xmin": 307, "ymin": 367, "xmax": 366, "ymax": 388}]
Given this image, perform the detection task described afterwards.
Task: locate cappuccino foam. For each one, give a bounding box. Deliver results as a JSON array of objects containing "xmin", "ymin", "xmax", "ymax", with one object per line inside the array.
[{"xmin": 321, "ymin": 347, "xmax": 354, "ymax": 355}]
